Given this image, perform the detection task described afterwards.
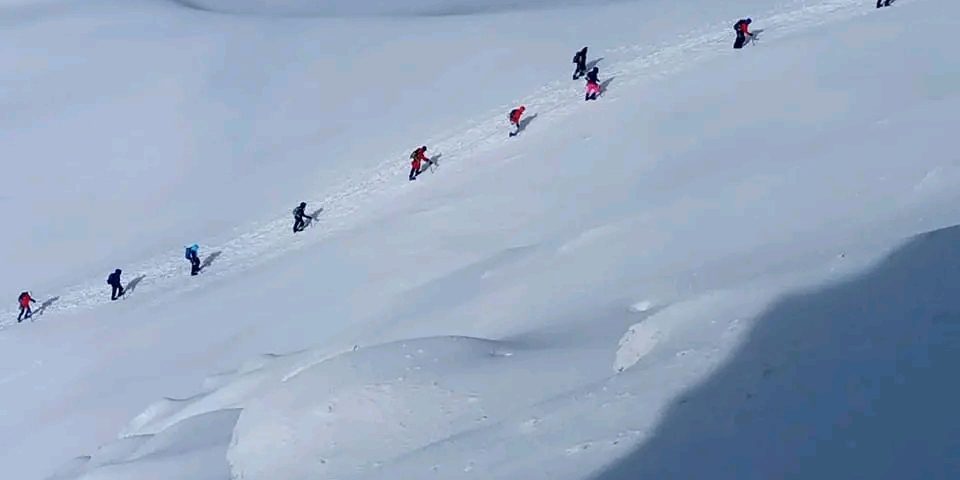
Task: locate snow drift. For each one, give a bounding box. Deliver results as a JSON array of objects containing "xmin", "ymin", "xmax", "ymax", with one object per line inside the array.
[{"xmin": 227, "ymin": 337, "xmax": 519, "ymax": 479}]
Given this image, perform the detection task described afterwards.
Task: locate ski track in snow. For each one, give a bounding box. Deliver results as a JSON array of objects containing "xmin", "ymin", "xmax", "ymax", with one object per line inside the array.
[{"xmin": 0, "ymin": 0, "xmax": 889, "ymax": 326}]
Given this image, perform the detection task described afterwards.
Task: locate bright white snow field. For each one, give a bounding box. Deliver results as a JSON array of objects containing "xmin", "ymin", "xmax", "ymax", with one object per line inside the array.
[{"xmin": 1, "ymin": 0, "xmax": 959, "ymax": 478}]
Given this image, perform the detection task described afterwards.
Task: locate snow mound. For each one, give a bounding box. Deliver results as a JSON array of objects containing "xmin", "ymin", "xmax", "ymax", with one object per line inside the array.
[
  {"xmin": 615, "ymin": 291, "xmax": 779, "ymax": 373},
  {"xmin": 61, "ymin": 336, "xmax": 536, "ymax": 480},
  {"xmin": 175, "ymin": 0, "xmax": 622, "ymax": 17},
  {"xmin": 123, "ymin": 350, "xmax": 338, "ymax": 437},
  {"xmin": 228, "ymin": 336, "xmax": 516, "ymax": 480},
  {"xmin": 49, "ymin": 409, "xmax": 240, "ymax": 480}
]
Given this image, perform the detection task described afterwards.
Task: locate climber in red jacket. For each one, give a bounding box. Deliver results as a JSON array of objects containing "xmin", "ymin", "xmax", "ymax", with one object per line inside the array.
[
  {"xmin": 509, "ymin": 105, "xmax": 526, "ymax": 137},
  {"xmin": 17, "ymin": 291, "xmax": 35, "ymax": 323},
  {"xmin": 409, "ymin": 146, "xmax": 433, "ymax": 181}
]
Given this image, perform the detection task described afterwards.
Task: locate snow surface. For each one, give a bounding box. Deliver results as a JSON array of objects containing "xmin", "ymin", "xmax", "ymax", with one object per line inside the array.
[
  {"xmin": 173, "ymin": 0, "xmax": 629, "ymax": 17},
  {"xmin": 1, "ymin": 0, "xmax": 959, "ymax": 479}
]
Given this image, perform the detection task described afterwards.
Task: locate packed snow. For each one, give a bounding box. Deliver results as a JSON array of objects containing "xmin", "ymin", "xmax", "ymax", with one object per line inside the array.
[{"xmin": 1, "ymin": 0, "xmax": 958, "ymax": 479}]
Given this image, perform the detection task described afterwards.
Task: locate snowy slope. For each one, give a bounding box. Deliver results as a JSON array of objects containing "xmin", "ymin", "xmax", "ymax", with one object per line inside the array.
[
  {"xmin": 1, "ymin": 0, "xmax": 959, "ymax": 479},
  {"xmin": 175, "ymin": 0, "xmax": 628, "ymax": 16},
  {"xmin": 1, "ymin": 0, "xmax": 659, "ymax": 299}
]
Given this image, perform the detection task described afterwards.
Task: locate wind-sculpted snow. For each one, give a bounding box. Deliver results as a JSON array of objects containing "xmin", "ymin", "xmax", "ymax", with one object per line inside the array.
[
  {"xmin": 56, "ymin": 336, "xmax": 540, "ymax": 480},
  {"xmin": 227, "ymin": 336, "xmax": 520, "ymax": 480},
  {"xmin": 614, "ymin": 291, "xmax": 771, "ymax": 373},
  {"xmin": 173, "ymin": 0, "xmax": 626, "ymax": 17},
  {"xmin": 49, "ymin": 409, "xmax": 241, "ymax": 480}
]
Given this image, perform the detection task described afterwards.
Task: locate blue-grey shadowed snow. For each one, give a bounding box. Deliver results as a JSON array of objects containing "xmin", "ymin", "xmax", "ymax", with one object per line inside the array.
[
  {"xmin": 599, "ymin": 77, "xmax": 615, "ymax": 94},
  {"xmin": 168, "ymin": 0, "xmax": 636, "ymax": 17},
  {"xmin": 125, "ymin": 275, "xmax": 146, "ymax": 294},
  {"xmin": 45, "ymin": 455, "xmax": 91, "ymax": 480},
  {"xmin": 32, "ymin": 296, "xmax": 60, "ymax": 318},
  {"xmin": 517, "ymin": 113, "xmax": 539, "ymax": 134},
  {"xmin": 592, "ymin": 225, "xmax": 960, "ymax": 480},
  {"xmin": 132, "ymin": 408, "xmax": 241, "ymax": 460},
  {"xmin": 301, "ymin": 209, "xmax": 324, "ymax": 230},
  {"xmin": 166, "ymin": 0, "xmax": 217, "ymax": 14},
  {"xmin": 745, "ymin": 28, "xmax": 765, "ymax": 47},
  {"xmin": 503, "ymin": 302, "xmax": 667, "ymax": 351},
  {"xmin": 0, "ymin": 2, "xmax": 76, "ymax": 28},
  {"xmin": 384, "ymin": 245, "xmax": 540, "ymax": 327},
  {"xmin": 55, "ymin": 408, "xmax": 242, "ymax": 479},
  {"xmin": 586, "ymin": 57, "xmax": 605, "ymax": 71},
  {"xmin": 421, "ymin": 152, "xmax": 442, "ymax": 172},
  {"xmin": 200, "ymin": 251, "xmax": 223, "ymax": 271}
]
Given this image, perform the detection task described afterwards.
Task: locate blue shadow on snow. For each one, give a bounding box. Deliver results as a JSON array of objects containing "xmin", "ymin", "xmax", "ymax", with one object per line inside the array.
[{"xmin": 592, "ymin": 224, "xmax": 960, "ymax": 479}]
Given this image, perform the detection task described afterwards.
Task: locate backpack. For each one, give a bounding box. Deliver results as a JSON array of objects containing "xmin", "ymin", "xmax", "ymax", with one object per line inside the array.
[
  {"xmin": 734, "ymin": 20, "xmax": 745, "ymax": 33},
  {"xmin": 185, "ymin": 247, "xmax": 192, "ymax": 260},
  {"xmin": 18, "ymin": 292, "xmax": 28, "ymax": 302}
]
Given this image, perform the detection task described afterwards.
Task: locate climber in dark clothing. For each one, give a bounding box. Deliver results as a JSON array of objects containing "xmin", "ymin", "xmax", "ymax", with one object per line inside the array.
[
  {"xmin": 107, "ymin": 269, "xmax": 125, "ymax": 301},
  {"xmin": 585, "ymin": 66, "xmax": 601, "ymax": 101},
  {"xmin": 572, "ymin": 47, "xmax": 588, "ymax": 80},
  {"xmin": 293, "ymin": 202, "xmax": 313, "ymax": 233},
  {"xmin": 734, "ymin": 18, "xmax": 753, "ymax": 49},
  {"xmin": 185, "ymin": 244, "xmax": 201, "ymax": 276},
  {"xmin": 585, "ymin": 66, "xmax": 599, "ymax": 84}
]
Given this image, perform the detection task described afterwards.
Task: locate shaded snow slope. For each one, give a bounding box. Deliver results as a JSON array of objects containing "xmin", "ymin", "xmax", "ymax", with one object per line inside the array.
[
  {"xmin": 597, "ymin": 223, "xmax": 960, "ymax": 479},
  {"xmin": 1, "ymin": 0, "xmax": 958, "ymax": 479},
  {"xmin": 172, "ymin": 0, "xmax": 626, "ymax": 17},
  {"xmin": 49, "ymin": 408, "xmax": 240, "ymax": 480}
]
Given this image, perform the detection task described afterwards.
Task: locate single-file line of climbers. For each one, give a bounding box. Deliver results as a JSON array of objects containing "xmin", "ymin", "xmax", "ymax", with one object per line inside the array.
[{"xmin": 8, "ymin": 2, "xmax": 895, "ymax": 324}]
